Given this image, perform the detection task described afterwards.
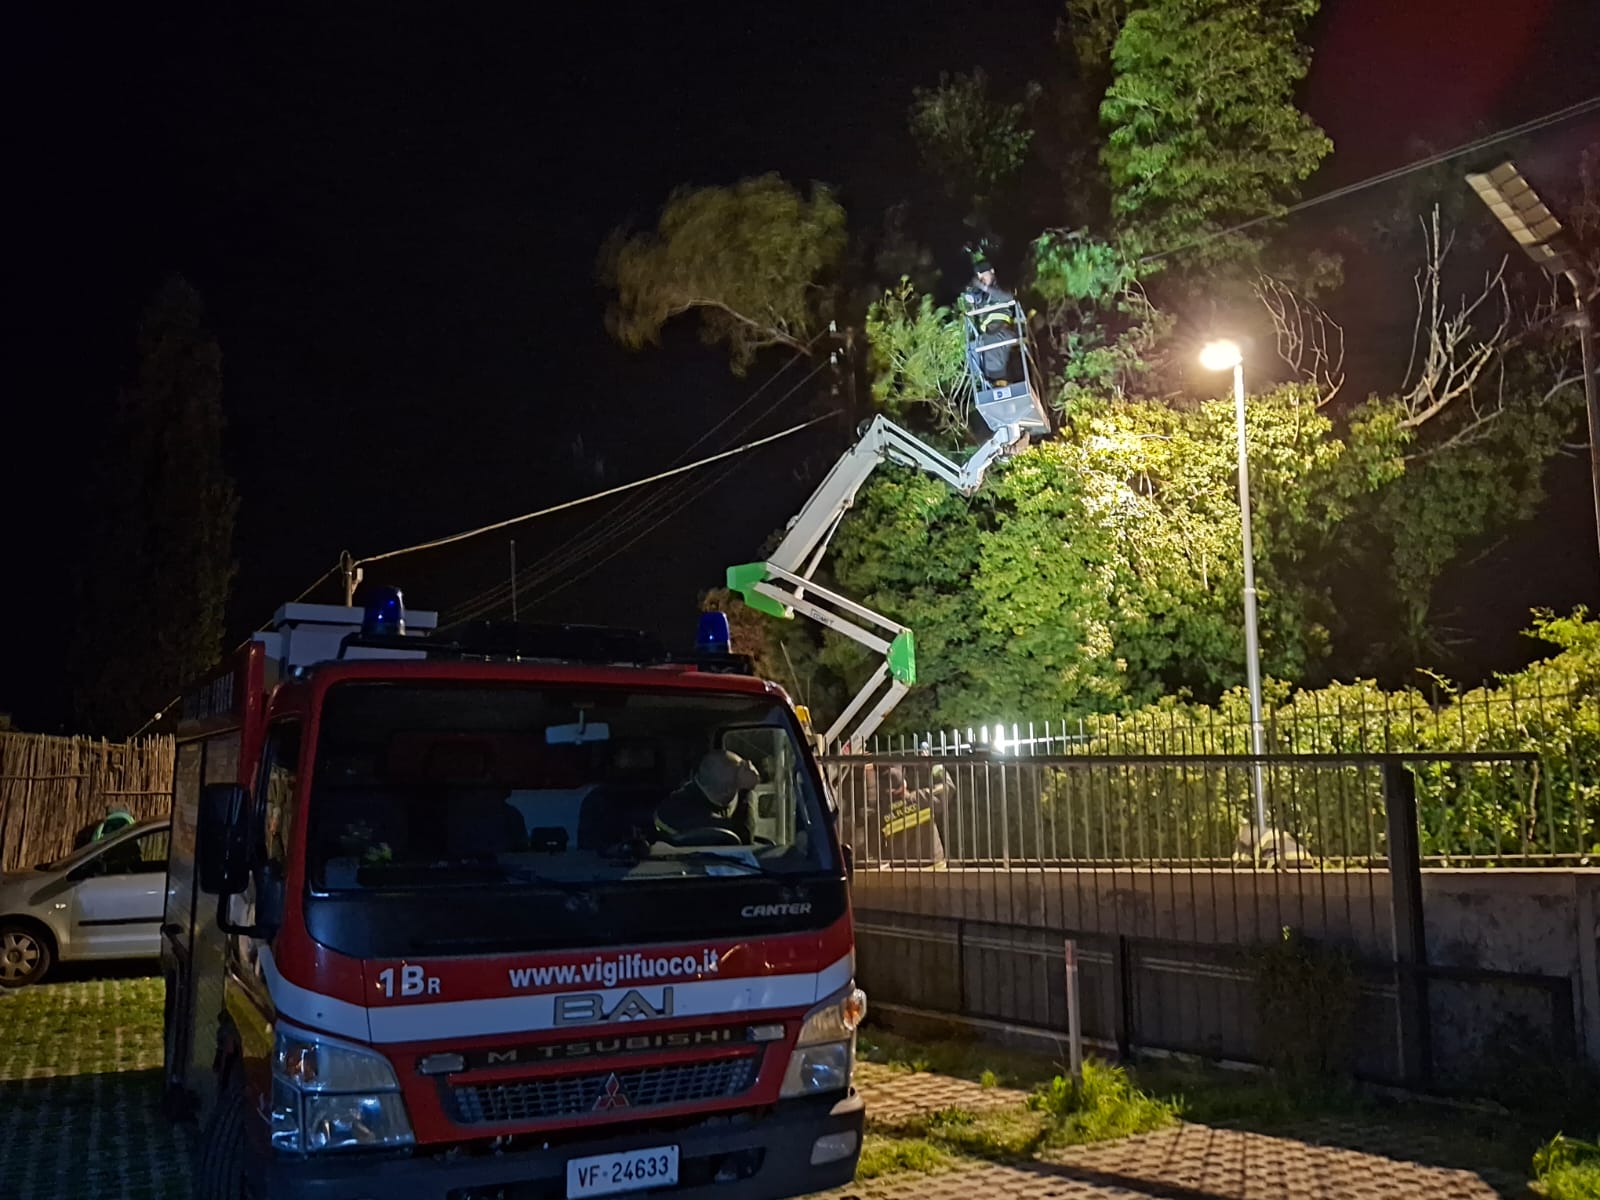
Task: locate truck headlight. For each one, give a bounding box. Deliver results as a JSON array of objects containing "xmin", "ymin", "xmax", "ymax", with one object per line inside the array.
[
  {"xmin": 780, "ymin": 984, "xmax": 867, "ymax": 1099},
  {"xmin": 271, "ymin": 1025, "xmax": 414, "ymax": 1153}
]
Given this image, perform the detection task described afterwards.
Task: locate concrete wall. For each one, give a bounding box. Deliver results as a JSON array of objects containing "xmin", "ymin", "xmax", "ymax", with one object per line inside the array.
[{"xmin": 850, "ymin": 865, "xmax": 1600, "ymax": 1074}]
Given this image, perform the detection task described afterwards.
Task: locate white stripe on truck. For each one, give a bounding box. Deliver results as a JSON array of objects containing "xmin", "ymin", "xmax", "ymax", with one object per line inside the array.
[{"xmin": 258, "ymin": 947, "xmax": 854, "ymax": 1045}]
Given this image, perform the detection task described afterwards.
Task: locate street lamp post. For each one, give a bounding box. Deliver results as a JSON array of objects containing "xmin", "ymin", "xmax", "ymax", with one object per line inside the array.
[
  {"xmin": 1466, "ymin": 161, "xmax": 1600, "ymax": 565},
  {"xmin": 1200, "ymin": 340, "xmax": 1268, "ymax": 842}
]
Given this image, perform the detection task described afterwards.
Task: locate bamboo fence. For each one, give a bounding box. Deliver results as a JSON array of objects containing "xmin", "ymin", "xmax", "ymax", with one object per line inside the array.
[{"xmin": 0, "ymin": 731, "xmax": 176, "ymax": 873}]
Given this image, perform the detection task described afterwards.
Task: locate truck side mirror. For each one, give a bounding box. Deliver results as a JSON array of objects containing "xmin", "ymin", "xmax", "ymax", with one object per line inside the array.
[{"xmin": 198, "ymin": 783, "xmax": 251, "ymax": 896}]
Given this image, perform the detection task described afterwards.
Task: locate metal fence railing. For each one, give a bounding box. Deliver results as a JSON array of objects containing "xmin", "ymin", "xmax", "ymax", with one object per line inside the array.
[
  {"xmin": 848, "ymin": 686, "xmax": 1596, "ymax": 866},
  {"xmin": 830, "ymin": 750, "xmax": 1588, "ymax": 1095},
  {"xmin": 861, "ymin": 674, "xmax": 1586, "ymax": 761}
]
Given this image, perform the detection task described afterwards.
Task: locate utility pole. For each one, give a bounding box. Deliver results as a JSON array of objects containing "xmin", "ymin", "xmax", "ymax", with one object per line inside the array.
[
  {"xmin": 509, "ymin": 539, "xmax": 519, "ymax": 621},
  {"xmin": 339, "ymin": 550, "xmax": 362, "ymax": 608},
  {"xmin": 1572, "ymin": 291, "xmax": 1600, "ymax": 563}
]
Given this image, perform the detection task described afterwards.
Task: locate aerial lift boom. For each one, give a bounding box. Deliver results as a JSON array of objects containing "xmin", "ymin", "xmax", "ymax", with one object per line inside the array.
[{"xmin": 728, "ymin": 296, "xmax": 1049, "ymax": 752}]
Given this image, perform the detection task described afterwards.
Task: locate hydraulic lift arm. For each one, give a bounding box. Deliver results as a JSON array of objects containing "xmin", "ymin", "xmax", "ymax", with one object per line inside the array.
[{"xmin": 727, "ymin": 414, "xmax": 1032, "ymax": 752}]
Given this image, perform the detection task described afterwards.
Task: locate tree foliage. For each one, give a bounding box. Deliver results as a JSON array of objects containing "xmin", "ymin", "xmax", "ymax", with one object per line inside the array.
[
  {"xmin": 699, "ymin": 587, "xmax": 840, "ymax": 719},
  {"xmin": 908, "ymin": 69, "xmax": 1033, "ymax": 215},
  {"xmin": 1062, "ymin": 0, "xmax": 1128, "ymax": 81},
  {"xmin": 1068, "ymin": 609, "xmax": 1599, "ymax": 862},
  {"xmin": 806, "ymin": 386, "xmax": 1384, "ymax": 729},
  {"xmin": 601, "ymin": 0, "xmax": 1584, "ymax": 748},
  {"xmin": 1099, "ymin": 0, "xmax": 1332, "ymax": 261},
  {"xmin": 598, "ymin": 174, "xmax": 847, "ymax": 372},
  {"xmin": 863, "ymin": 281, "xmax": 972, "ymax": 441},
  {"xmin": 1027, "ymin": 232, "xmax": 1174, "ymax": 405},
  {"xmin": 1341, "ymin": 358, "xmax": 1583, "ymax": 670},
  {"xmin": 71, "ymin": 277, "xmax": 237, "ymax": 736}
]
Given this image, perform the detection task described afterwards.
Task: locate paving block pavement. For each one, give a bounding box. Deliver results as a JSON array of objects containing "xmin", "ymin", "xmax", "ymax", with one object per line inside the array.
[
  {"xmin": 1, "ymin": 978, "xmax": 1534, "ymax": 1200},
  {"xmin": 0, "ymin": 977, "xmax": 191, "ymax": 1200},
  {"xmin": 845, "ymin": 1062, "xmax": 1530, "ymax": 1199},
  {"xmin": 827, "ymin": 1118, "xmax": 1529, "ymax": 1200},
  {"xmin": 854, "ymin": 1061, "xmax": 1030, "ymax": 1124}
]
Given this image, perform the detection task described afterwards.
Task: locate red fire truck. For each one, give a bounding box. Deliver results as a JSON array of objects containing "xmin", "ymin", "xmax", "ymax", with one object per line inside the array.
[{"xmin": 161, "ymin": 591, "xmax": 865, "ymax": 1200}]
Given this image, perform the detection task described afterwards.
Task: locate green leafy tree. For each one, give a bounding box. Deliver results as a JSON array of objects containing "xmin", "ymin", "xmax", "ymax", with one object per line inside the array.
[
  {"xmin": 863, "ymin": 281, "xmax": 972, "ymax": 441},
  {"xmin": 598, "ymin": 174, "xmax": 847, "ymax": 373},
  {"xmin": 1063, "ymin": 0, "xmax": 1127, "ymax": 77},
  {"xmin": 71, "ymin": 277, "xmax": 238, "ymax": 735},
  {"xmin": 1025, "ymin": 231, "xmax": 1176, "ymax": 406},
  {"xmin": 1340, "ymin": 362, "xmax": 1583, "ymax": 673},
  {"xmin": 611, "ymin": 19, "xmax": 1585, "ymax": 739},
  {"xmin": 809, "ymin": 386, "xmax": 1381, "ymax": 732},
  {"xmin": 908, "ymin": 69, "xmax": 1034, "ymax": 223},
  {"xmin": 1099, "ymin": 0, "xmax": 1332, "ymax": 262},
  {"xmin": 1024, "ymin": 0, "xmax": 1129, "ymax": 229},
  {"xmin": 700, "ymin": 587, "xmax": 841, "ymax": 720}
]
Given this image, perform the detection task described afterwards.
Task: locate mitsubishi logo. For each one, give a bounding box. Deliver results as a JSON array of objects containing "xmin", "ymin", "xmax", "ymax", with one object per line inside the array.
[{"xmin": 593, "ymin": 1073, "xmax": 630, "ymax": 1111}]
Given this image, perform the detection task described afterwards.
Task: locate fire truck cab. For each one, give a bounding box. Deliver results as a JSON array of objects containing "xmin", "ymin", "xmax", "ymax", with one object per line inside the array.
[{"xmin": 162, "ymin": 593, "xmax": 865, "ymax": 1200}]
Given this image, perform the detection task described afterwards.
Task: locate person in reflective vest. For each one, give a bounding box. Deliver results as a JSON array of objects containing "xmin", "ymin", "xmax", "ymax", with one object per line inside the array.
[
  {"xmin": 870, "ymin": 765, "xmax": 946, "ymax": 867},
  {"xmin": 963, "ymin": 254, "xmax": 1018, "ymax": 386}
]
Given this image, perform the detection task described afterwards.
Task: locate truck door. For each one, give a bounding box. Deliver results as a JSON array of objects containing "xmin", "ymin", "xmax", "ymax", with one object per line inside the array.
[{"xmin": 162, "ymin": 739, "xmax": 204, "ymax": 1112}]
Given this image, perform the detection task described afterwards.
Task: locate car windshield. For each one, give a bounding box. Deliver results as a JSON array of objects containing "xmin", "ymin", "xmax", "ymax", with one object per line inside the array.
[{"xmin": 307, "ymin": 682, "xmax": 834, "ymax": 891}]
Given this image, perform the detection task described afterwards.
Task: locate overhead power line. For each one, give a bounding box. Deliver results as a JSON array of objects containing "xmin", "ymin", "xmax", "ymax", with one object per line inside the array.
[
  {"xmin": 450, "ymin": 351, "xmax": 827, "ymax": 614},
  {"xmin": 352, "ymin": 411, "xmax": 834, "ymax": 570},
  {"xmin": 1143, "ymin": 94, "xmax": 1600, "ymax": 265},
  {"xmin": 438, "ymin": 354, "xmax": 834, "ymax": 626}
]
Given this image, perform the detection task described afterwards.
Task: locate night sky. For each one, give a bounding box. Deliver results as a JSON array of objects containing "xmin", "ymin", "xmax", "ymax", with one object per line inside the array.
[{"xmin": 5, "ymin": 1, "xmax": 1598, "ymax": 731}]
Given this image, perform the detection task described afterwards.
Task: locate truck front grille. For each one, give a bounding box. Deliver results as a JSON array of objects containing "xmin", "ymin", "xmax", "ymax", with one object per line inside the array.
[{"xmin": 447, "ymin": 1055, "xmax": 760, "ymax": 1125}]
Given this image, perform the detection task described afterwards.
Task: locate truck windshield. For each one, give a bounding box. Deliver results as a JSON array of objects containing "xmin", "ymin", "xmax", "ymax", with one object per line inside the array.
[{"xmin": 307, "ymin": 682, "xmax": 834, "ymax": 891}]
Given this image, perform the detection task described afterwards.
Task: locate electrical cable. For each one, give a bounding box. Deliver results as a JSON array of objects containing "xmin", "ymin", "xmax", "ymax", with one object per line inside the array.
[
  {"xmin": 439, "ymin": 356, "xmax": 834, "ymax": 625},
  {"xmin": 437, "ymin": 452, "xmax": 753, "ymax": 631},
  {"xmin": 442, "ymin": 350, "xmax": 823, "ymax": 618},
  {"xmin": 1142, "ymin": 95, "xmax": 1600, "ymax": 266},
  {"xmin": 504, "ymin": 361, "xmax": 834, "ymax": 602},
  {"xmin": 352, "ymin": 410, "xmax": 833, "ymax": 569}
]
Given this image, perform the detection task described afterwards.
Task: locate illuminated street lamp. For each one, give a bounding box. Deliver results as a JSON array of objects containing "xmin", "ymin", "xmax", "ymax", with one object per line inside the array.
[
  {"xmin": 1466, "ymin": 161, "xmax": 1600, "ymax": 563},
  {"xmin": 1200, "ymin": 339, "xmax": 1268, "ymax": 842}
]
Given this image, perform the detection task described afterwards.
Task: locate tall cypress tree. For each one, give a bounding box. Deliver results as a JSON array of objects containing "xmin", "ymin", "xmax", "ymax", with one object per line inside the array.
[{"xmin": 72, "ymin": 277, "xmax": 237, "ymax": 735}]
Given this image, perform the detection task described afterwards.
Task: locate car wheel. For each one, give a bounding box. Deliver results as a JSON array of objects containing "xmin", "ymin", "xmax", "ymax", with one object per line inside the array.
[
  {"xmin": 0, "ymin": 922, "xmax": 52, "ymax": 987},
  {"xmin": 195, "ymin": 1069, "xmax": 255, "ymax": 1200}
]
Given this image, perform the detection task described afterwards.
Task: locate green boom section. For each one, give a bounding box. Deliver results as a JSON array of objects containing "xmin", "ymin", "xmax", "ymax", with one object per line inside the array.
[
  {"xmin": 726, "ymin": 561, "xmax": 791, "ymax": 619},
  {"xmin": 727, "ymin": 561, "xmax": 917, "ymax": 685},
  {"xmin": 888, "ymin": 630, "xmax": 916, "ymax": 684}
]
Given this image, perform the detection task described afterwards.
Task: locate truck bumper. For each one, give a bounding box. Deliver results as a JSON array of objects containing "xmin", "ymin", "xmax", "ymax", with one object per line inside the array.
[{"xmin": 250, "ymin": 1090, "xmax": 865, "ymax": 1200}]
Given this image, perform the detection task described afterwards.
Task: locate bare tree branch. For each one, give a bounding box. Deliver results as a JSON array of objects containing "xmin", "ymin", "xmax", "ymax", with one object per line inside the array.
[
  {"xmin": 668, "ymin": 298, "xmax": 813, "ymax": 356},
  {"xmin": 1252, "ymin": 274, "xmax": 1345, "ymax": 405},
  {"xmin": 1399, "ymin": 206, "xmax": 1511, "ymax": 431}
]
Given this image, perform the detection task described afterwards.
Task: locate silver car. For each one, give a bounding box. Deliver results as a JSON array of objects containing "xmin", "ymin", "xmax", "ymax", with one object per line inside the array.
[{"xmin": 0, "ymin": 818, "xmax": 170, "ymax": 987}]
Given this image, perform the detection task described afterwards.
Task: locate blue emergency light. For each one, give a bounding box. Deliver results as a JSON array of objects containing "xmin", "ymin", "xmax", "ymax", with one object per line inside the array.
[
  {"xmin": 362, "ymin": 586, "xmax": 406, "ymax": 638},
  {"xmin": 696, "ymin": 611, "xmax": 731, "ymax": 656}
]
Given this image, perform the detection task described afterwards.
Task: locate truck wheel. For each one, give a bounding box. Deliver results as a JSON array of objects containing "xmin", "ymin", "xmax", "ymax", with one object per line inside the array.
[
  {"xmin": 194, "ymin": 1072, "xmax": 254, "ymax": 1200},
  {"xmin": 0, "ymin": 921, "xmax": 52, "ymax": 987}
]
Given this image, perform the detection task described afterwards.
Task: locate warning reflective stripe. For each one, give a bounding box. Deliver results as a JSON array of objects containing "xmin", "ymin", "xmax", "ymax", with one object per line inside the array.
[
  {"xmin": 258, "ymin": 946, "xmax": 371, "ymax": 1042},
  {"xmin": 882, "ymin": 806, "xmax": 932, "ymax": 836},
  {"xmin": 258, "ymin": 948, "xmax": 855, "ymax": 1045}
]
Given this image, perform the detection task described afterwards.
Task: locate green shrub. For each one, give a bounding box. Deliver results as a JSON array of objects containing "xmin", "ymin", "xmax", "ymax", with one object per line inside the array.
[
  {"xmin": 1533, "ymin": 1133, "xmax": 1600, "ymax": 1200},
  {"xmin": 1027, "ymin": 1059, "xmax": 1179, "ymax": 1144},
  {"xmin": 1251, "ymin": 927, "xmax": 1359, "ymax": 1085}
]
